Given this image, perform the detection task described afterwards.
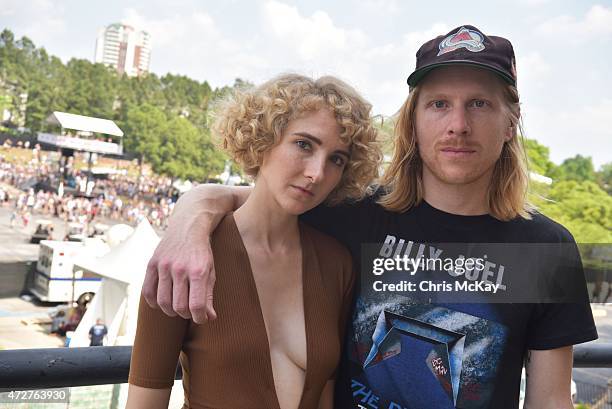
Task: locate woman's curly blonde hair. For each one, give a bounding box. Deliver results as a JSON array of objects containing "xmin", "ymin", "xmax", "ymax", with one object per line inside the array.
[{"xmin": 212, "ymin": 73, "xmax": 382, "ymax": 205}]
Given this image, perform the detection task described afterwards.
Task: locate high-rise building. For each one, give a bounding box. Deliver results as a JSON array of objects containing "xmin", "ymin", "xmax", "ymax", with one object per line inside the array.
[{"xmin": 94, "ymin": 23, "xmax": 151, "ymax": 77}]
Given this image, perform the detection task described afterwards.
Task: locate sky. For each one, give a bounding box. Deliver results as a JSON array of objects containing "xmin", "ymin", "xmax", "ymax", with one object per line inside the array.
[{"xmin": 1, "ymin": 0, "xmax": 611, "ymax": 167}]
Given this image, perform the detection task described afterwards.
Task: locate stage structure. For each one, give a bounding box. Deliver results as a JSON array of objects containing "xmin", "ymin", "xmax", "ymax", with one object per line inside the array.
[{"xmin": 37, "ymin": 111, "xmax": 124, "ymax": 195}]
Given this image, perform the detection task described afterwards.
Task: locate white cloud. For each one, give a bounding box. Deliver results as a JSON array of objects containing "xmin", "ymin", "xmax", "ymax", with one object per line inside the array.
[
  {"xmin": 536, "ymin": 4, "xmax": 612, "ymax": 43},
  {"xmin": 515, "ymin": 51, "xmax": 551, "ymax": 87},
  {"xmin": 0, "ymin": 0, "xmax": 53, "ymax": 17},
  {"xmin": 119, "ymin": 8, "xmax": 268, "ymax": 86},
  {"xmin": 517, "ymin": 0, "xmax": 552, "ymax": 5},
  {"xmin": 261, "ymin": 1, "xmax": 368, "ymax": 61},
  {"xmin": 357, "ymin": 0, "xmax": 400, "ymax": 14},
  {"xmin": 1, "ymin": 0, "xmax": 452, "ymax": 116},
  {"xmin": 0, "ymin": 0, "xmax": 66, "ymax": 40},
  {"xmin": 402, "ymin": 23, "xmax": 449, "ymax": 48}
]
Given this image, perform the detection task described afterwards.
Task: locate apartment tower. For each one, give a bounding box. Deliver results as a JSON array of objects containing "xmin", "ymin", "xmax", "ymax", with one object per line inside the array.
[{"xmin": 94, "ymin": 23, "xmax": 151, "ymax": 77}]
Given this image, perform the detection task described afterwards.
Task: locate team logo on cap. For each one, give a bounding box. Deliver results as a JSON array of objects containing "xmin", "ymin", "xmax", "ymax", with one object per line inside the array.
[{"xmin": 437, "ymin": 27, "xmax": 485, "ymax": 56}]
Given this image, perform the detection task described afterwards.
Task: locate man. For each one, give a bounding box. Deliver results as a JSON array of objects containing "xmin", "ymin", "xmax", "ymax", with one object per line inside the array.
[
  {"xmin": 142, "ymin": 25, "xmax": 597, "ymax": 408},
  {"xmin": 89, "ymin": 318, "xmax": 108, "ymax": 347}
]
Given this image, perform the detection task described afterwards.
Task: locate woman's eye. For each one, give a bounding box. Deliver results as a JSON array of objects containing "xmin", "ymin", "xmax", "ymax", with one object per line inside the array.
[
  {"xmin": 296, "ymin": 140, "xmax": 312, "ymax": 150},
  {"xmin": 331, "ymin": 155, "xmax": 346, "ymax": 167},
  {"xmin": 471, "ymin": 99, "xmax": 487, "ymax": 108}
]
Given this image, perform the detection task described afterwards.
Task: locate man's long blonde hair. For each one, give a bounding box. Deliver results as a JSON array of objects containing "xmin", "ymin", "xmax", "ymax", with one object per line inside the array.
[{"xmin": 377, "ymin": 82, "xmax": 533, "ymax": 221}]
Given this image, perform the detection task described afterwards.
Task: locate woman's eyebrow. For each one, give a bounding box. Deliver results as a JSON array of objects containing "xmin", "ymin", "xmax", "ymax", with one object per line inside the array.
[
  {"xmin": 293, "ymin": 132, "xmax": 322, "ymax": 145},
  {"xmin": 293, "ymin": 132, "xmax": 350, "ymax": 158}
]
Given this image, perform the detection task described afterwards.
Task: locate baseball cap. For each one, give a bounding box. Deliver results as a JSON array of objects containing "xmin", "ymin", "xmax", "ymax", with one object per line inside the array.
[{"xmin": 407, "ymin": 25, "xmax": 517, "ymax": 87}]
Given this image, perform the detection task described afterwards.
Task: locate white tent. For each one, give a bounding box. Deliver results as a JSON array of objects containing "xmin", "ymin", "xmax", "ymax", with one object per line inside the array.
[
  {"xmin": 70, "ymin": 219, "xmax": 159, "ymax": 348},
  {"xmin": 70, "ymin": 220, "xmax": 185, "ymax": 408},
  {"xmin": 46, "ymin": 111, "xmax": 124, "ymax": 137},
  {"xmin": 39, "ymin": 111, "xmax": 124, "ymax": 155}
]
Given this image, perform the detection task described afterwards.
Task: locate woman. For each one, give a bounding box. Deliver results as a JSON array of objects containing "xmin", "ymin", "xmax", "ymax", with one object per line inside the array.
[{"xmin": 126, "ymin": 73, "xmax": 381, "ymax": 409}]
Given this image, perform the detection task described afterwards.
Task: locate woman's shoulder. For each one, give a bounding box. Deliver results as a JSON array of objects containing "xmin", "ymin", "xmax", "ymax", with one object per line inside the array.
[
  {"xmin": 301, "ymin": 222, "xmax": 353, "ymax": 282},
  {"xmin": 301, "ymin": 222, "xmax": 354, "ymax": 294},
  {"xmin": 209, "ymin": 213, "xmax": 246, "ymax": 262},
  {"xmin": 301, "ymin": 222, "xmax": 350, "ymax": 256},
  {"xmin": 211, "ymin": 213, "xmax": 240, "ymax": 240}
]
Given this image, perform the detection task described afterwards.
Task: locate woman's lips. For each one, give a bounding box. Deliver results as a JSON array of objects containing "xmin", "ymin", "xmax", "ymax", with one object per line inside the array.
[{"xmin": 291, "ymin": 185, "xmax": 314, "ymax": 196}]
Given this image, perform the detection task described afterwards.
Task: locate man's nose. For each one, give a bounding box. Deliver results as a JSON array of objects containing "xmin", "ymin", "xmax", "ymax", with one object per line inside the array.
[{"xmin": 448, "ymin": 107, "xmax": 471, "ymax": 136}]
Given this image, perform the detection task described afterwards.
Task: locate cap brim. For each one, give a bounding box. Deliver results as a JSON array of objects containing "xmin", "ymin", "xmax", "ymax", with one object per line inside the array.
[{"xmin": 407, "ymin": 61, "xmax": 515, "ymax": 87}]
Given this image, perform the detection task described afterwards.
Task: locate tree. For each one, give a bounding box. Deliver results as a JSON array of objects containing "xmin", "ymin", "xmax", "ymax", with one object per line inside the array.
[
  {"xmin": 551, "ymin": 154, "xmax": 597, "ymax": 183},
  {"xmin": 538, "ymin": 180, "xmax": 612, "ymax": 243},
  {"xmin": 0, "ymin": 93, "xmax": 10, "ymax": 119},
  {"xmin": 122, "ymin": 104, "xmax": 167, "ymax": 174},
  {"xmin": 374, "ymin": 115, "xmax": 395, "ymax": 157},
  {"xmin": 597, "ymin": 162, "xmax": 612, "ymax": 195},
  {"xmin": 0, "ymin": 29, "xmax": 15, "ymax": 48},
  {"xmin": 523, "ymin": 138, "xmax": 556, "ymax": 176},
  {"xmin": 155, "ymin": 117, "xmax": 225, "ymax": 181}
]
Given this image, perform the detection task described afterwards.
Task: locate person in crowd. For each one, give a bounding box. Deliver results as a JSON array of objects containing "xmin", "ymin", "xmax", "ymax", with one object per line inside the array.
[{"xmin": 88, "ymin": 318, "xmax": 108, "ymax": 347}]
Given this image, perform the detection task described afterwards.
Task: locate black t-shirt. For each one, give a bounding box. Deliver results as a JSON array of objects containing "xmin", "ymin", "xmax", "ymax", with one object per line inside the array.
[
  {"xmin": 89, "ymin": 324, "xmax": 108, "ymax": 346},
  {"xmin": 302, "ymin": 196, "xmax": 597, "ymax": 409}
]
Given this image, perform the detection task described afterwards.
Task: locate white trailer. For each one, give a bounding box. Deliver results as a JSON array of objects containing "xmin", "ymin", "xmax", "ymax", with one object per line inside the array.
[{"xmin": 29, "ymin": 239, "xmax": 108, "ymax": 303}]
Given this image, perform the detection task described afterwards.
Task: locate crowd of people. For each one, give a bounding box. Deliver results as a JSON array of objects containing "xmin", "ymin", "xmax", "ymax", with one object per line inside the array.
[{"xmin": 0, "ymin": 146, "xmax": 181, "ymax": 231}]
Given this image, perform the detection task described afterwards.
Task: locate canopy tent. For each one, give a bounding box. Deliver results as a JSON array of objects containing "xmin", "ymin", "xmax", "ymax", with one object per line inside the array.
[
  {"xmin": 46, "ymin": 111, "xmax": 124, "ymax": 137},
  {"xmin": 70, "ymin": 219, "xmax": 159, "ymax": 348},
  {"xmin": 69, "ymin": 220, "xmax": 186, "ymax": 408},
  {"xmin": 38, "ymin": 111, "xmax": 124, "ymax": 155}
]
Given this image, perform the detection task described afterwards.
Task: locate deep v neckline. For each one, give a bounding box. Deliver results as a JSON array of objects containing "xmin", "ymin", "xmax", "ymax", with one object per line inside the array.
[{"xmin": 227, "ymin": 213, "xmax": 313, "ymax": 409}]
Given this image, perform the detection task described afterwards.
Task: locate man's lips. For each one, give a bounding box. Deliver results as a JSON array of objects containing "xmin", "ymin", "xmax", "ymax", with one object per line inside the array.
[
  {"xmin": 440, "ymin": 147, "xmax": 476, "ymax": 157},
  {"xmin": 291, "ymin": 185, "xmax": 314, "ymax": 196}
]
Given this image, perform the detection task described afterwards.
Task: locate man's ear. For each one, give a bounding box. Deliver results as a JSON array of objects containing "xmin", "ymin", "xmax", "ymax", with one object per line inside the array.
[{"xmin": 505, "ymin": 122, "xmax": 514, "ymax": 141}]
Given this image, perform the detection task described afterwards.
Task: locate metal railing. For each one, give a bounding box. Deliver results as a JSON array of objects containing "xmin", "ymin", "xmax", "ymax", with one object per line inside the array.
[
  {"xmin": 0, "ymin": 346, "xmax": 178, "ymax": 391},
  {"xmin": 0, "ymin": 344, "xmax": 611, "ymax": 391}
]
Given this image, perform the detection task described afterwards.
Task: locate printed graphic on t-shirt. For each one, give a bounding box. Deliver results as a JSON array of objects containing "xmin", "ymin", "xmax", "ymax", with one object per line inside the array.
[{"xmin": 348, "ymin": 296, "xmax": 508, "ymax": 409}]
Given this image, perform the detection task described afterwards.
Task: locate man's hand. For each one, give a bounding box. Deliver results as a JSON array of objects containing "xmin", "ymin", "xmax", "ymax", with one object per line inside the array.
[
  {"xmin": 144, "ymin": 225, "xmax": 217, "ymax": 323},
  {"xmin": 142, "ymin": 184, "xmax": 250, "ymax": 324}
]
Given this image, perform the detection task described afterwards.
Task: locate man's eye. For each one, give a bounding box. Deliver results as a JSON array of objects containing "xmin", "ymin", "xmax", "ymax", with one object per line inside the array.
[
  {"xmin": 296, "ymin": 140, "xmax": 312, "ymax": 150},
  {"xmin": 433, "ymin": 101, "xmax": 447, "ymax": 109}
]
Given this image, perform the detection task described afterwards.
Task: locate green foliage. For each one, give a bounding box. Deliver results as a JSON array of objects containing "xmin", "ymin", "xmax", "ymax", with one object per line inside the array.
[
  {"xmin": 597, "ymin": 162, "xmax": 612, "ymax": 195},
  {"xmin": 523, "ymin": 137, "xmax": 556, "ymax": 176},
  {"xmin": 551, "ymin": 154, "xmax": 597, "ymax": 183},
  {"xmin": 374, "ymin": 115, "xmax": 395, "ymax": 157},
  {"xmin": 524, "ymin": 139, "xmax": 610, "ymax": 244},
  {"xmin": 0, "ymin": 28, "xmax": 237, "ymax": 182},
  {"xmin": 0, "ymin": 93, "xmax": 10, "ymax": 115},
  {"xmin": 536, "ymin": 180, "xmax": 612, "ymax": 243},
  {"xmin": 153, "ymin": 116, "xmax": 223, "ymax": 180},
  {"xmin": 122, "ymin": 103, "xmax": 167, "ymax": 168}
]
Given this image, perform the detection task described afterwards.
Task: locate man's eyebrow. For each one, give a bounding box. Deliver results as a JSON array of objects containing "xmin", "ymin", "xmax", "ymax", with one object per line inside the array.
[
  {"xmin": 420, "ymin": 92, "xmax": 449, "ymax": 99},
  {"xmin": 422, "ymin": 90, "xmax": 493, "ymax": 99},
  {"xmin": 293, "ymin": 132, "xmax": 350, "ymax": 158}
]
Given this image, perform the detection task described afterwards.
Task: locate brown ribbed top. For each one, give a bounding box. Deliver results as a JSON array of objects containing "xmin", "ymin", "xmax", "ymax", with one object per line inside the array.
[{"xmin": 129, "ymin": 214, "xmax": 354, "ymax": 409}]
